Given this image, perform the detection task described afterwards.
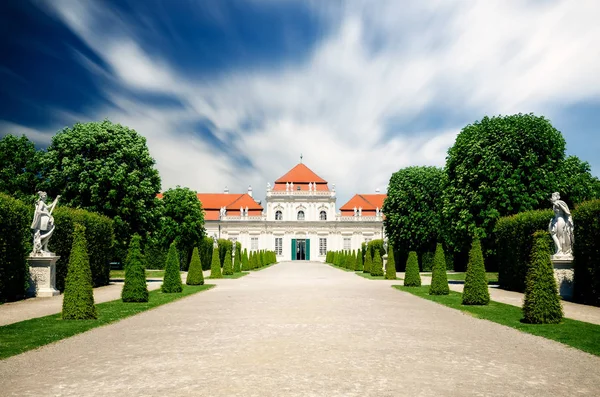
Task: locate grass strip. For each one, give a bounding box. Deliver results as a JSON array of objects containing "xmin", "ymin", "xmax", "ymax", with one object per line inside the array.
[
  {"xmin": 355, "ymin": 272, "xmax": 403, "ymax": 281},
  {"xmin": 208, "ymin": 271, "xmax": 250, "ymax": 279},
  {"xmin": 393, "ymin": 285, "xmax": 600, "ymax": 356},
  {"xmin": 251, "ymin": 263, "xmax": 278, "ymax": 272},
  {"xmin": 110, "ymin": 269, "xmax": 165, "ymax": 279},
  {"xmin": 327, "ymin": 264, "xmax": 355, "ymax": 272},
  {"xmin": 421, "ymin": 272, "xmax": 498, "ymax": 283},
  {"xmin": 0, "ymin": 284, "xmax": 215, "ymax": 360}
]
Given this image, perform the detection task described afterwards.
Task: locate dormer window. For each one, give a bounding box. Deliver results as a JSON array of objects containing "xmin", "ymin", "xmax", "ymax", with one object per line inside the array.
[
  {"xmin": 297, "ymin": 210, "xmax": 305, "ymax": 221},
  {"xmin": 297, "ymin": 186, "xmax": 301, "ymax": 191},
  {"xmin": 275, "ymin": 210, "xmax": 283, "ymax": 220}
]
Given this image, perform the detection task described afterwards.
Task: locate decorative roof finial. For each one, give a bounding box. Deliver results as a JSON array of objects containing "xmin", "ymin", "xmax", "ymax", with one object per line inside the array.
[{"xmin": 300, "ymin": 153, "xmax": 303, "ymax": 163}]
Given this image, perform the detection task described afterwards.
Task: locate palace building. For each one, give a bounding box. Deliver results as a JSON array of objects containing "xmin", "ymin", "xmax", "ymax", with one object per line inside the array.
[{"xmin": 199, "ymin": 163, "xmax": 387, "ymax": 262}]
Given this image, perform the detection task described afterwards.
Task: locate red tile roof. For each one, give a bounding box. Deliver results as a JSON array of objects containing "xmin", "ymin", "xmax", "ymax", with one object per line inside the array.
[
  {"xmin": 275, "ymin": 163, "xmax": 327, "ymax": 184},
  {"xmin": 157, "ymin": 192, "xmax": 263, "ymax": 221},
  {"xmin": 339, "ymin": 194, "xmax": 387, "ymax": 211}
]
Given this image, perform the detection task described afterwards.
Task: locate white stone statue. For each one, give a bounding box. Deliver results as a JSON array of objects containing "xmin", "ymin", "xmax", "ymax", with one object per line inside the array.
[
  {"xmin": 353, "ymin": 207, "xmax": 357, "ymax": 216},
  {"xmin": 245, "ymin": 206, "xmax": 249, "ymax": 216},
  {"xmin": 30, "ymin": 192, "xmax": 60, "ymax": 256},
  {"xmin": 240, "ymin": 206, "xmax": 244, "ymax": 217},
  {"xmin": 267, "ymin": 182, "xmax": 271, "ymax": 191},
  {"xmin": 308, "ymin": 182, "xmax": 313, "ymax": 191},
  {"xmin": 290, "ymin": 182, "xmax": 294, "ymax": 190},
  {"xmin": 358, "ymin": 207, "xmax": 362, "ymax": 216},
  {"xmin": 286, "ymin": 182, "xmax": 289, "ymax": 191},
  {"xmin": 332, "ymin": 183, "xmax": 336, "ymax": 192},
  {"xmin": 212, "ymin": 233, "xmax": 218, "ymax": 248},
  {"xmin": 376, "ymin": 207, "xmax": 380, "ymax": 217},
  {"xmin": 549, "ymin": 192, "xmax": 574, "ymax": 258}
]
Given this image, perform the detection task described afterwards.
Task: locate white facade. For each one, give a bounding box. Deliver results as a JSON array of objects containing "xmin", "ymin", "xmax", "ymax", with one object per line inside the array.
[{"xmin": 204, "ymin": 180, "xmax": 385, "ymax": 262}]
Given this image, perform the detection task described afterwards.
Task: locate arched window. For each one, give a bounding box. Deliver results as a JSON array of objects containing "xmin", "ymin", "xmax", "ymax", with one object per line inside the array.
[
  {"xmin": 319, "ymin": 210, "xmax": 327, "ymax": 221},
  {"xmin": 297, "ymin": 210, "xmax": 305, "ymax": 221},
  {"xmin": 275, "ymin": 210, "xmax": 283, "ymax": 220}
]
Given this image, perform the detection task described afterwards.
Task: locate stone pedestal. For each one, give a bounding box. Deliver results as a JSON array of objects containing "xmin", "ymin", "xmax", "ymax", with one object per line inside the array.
[
  {"xmin": 551, "ymin": 255, "xmax": 574, "ymax": 301},
  {"xmin": 27, "ymin": 255, "xmax": 60, "ymax": 297}
]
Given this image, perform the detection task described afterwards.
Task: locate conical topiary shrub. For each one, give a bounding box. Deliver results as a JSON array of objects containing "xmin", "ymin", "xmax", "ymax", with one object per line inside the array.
[
  {"xmin": 223, "ymin": 248, "xmax": 234, "ymax": 275},
  {"xmin": 364, "ymin": 250, "xmax": 372, "ymax": 273},
  {"xmin": 522, "ymin": 231, "xmax": 563, "ymax": 324},
  {"xmin": 429, "ymin": 243, "xmax": 449, "ymax": 295},
  {"xmin": 233, "ymin": 246, "xmax": 241, "ymax": 273},
  {"xmin": 122, "ymin": 234, "xmax": 149, "ymax": 302},
  {"xmin": 210, "ymin": 243, "xmax": 223, "ymax": 278},
  {"xmin": 385, "ymin": 247, "xmax": 397, "ymax": 280},
  {"xmin": 241, "ymin": 249, "xmax": 249, "ymax": 271},
  {"xmin": 355, "ymin": 249, "xmax": 364, "ymax": 272},
  {"xmin": 404, "ymin": 251, "xmax": 421, "ymax": 286},
  {"xmin": 62, "ymin": 224, "xmax": 97, "ymax": 319},
  {"xmin": 349, "ymin": 250, "xmax": 357, "ymax": 271},
  {"xmin": 162, "ymin": 242, "xmax": 183, "ymax": 293},
  {"xmin": 371, "ymin": 249, "xmax": 384, "ymax": 276},
  {"xmin": 186, "ymin": 246, "xmax": 205, "ymax": 285},
  {"xmin": 462, "ymin": 239, "xmax": 490, "ymax": 305}
]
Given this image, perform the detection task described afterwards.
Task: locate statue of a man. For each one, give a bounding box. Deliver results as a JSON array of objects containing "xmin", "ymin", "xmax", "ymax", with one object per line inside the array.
[
  {"xmin": 31, "ymin": 191, "xmax": 60, "ymax": 256},
  {"xmin": 548, "ymin": 192, "xmax": 574, "ymax": 257}
]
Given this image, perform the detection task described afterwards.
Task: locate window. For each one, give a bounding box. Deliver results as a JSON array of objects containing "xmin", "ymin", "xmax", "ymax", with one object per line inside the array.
[
  {"xmin": 319, "ymin": 238, "xmax": 327, "ymax": 255},
  {"xmin": 297, "ymin": 210, "xmax": 305, "ymax": 220},
  {"xmin": 251, "ymin": 237, "xmax": 258, "ymax": 250},
  {"xmin": 275, "ymin": 210, "xmax": 283, "ymax": 220},
  {"xmin": 343, "ymin": 238, "xmax": 351, "ymax": 250},
  {"xmin": 275, "ymin": 238, "xmax": 283, "ymax": 255},
  {"xmin": 319, "ymin": 210, "xmax": 327, "ymax": 221},
  {"xmin": 364, "ymin": 238, "xmax": 372, "ymax": 244}
]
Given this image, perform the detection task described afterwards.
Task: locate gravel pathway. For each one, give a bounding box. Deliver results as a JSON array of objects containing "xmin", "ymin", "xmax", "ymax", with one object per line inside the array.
[{"xmin": 1, "ymin": 261, "xmax": 599, "ymax": 396}]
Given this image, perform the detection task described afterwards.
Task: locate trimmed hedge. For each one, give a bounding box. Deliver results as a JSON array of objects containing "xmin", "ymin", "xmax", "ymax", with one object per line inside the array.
[
  {"xmin": 62, "ymin": 224, "xmax": 97, "ymax": 319},
  {"xmin": 573, "ymin": 199, "xmax": 600, "ymax": 305},
  {"xmin": 522, "ymin": 231, "xmax": 563, "ymax": 324},
  {"xmin": 0, "ymin": 193, "xmax": 30, "ymax": 302},
  {"xmin": 0, "ymin": 194, "xmax": 114, "ymax": 301},
  {"xmin": 371, "ymin": 249, "xmax": 384, "ymax": 276},
  {"xmin": 50, "ymin": 206, "xmax": 114, "ymax": 291},
  {"xmin": 199, "ymin": 236, "xmax": 214, "ymax": 271},
  {"xmin": 494, "ymin": 209, "xmax": 553, "ymax": 292},
  {"xmin": 223, "ymin": 248, "xmax": 234, "ymax": 275},
  {"xmin": 385, "ymin": 247, "xmax": 397, "ymax": 280},
  {"xmin": 210, "ymin": 244, "xmax": 223, "ymax": 278},
  {"xmin": 217, "ymin": 239, "xmax": 233, "ymax": 266},
  {"xmin": 145, "ymin": 239, "xmax": 166, "ymax": 270}
]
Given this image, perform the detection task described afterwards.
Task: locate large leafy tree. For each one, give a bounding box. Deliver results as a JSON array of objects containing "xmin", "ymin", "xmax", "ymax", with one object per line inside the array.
[
  {"xmin": 555, "ymin": 156, "xmax": 600, "ymax": 208},
  {"xmin": 441, "ymin": 114, "xmax": 567, "ymax": 258},
  {"xmin": 41, "ymin": 120, "xmax": 161, "ymax": 259},
  {"xmin": 0, "ymin": 134, "xmax": 42, "ymax": 200},
  {"xmin": 383, "ymin": 166, "xmax": 445, "ymax": 255},
  {"xmin": 157, "ymin": 186, "xmax": 205, "ymax": 267}
]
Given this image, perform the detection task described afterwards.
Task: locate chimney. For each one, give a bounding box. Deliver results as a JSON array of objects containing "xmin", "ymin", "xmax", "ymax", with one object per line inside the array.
[
  {"xmin": 375, "ymin": 188, "xmax": 380, "ymax": 193},
  {"xmin": 247, "ymin": 185, "xmax": 253, "ymax": 198},
  {"xmin": 224, "ymin": 186, "xmax": 229, "ymax": 194}
]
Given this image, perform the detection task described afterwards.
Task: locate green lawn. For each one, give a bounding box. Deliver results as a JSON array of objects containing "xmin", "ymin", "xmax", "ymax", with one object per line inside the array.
[
  {"xmin": 0, "ymin": 284, "xmax": 215, "ymax": 360},
  {"xmin": 207, "ymin": 271, "xmax": 250, "ymax": 279},
  {"xmin": 421, "ymin": 272, "xmax": 498, "ymax": 283},
  {"xmin": 110, "ymin": 269, "xmax": 165, "ymax": 279},
  {"xmin": 251, "ymin": 262, "xmax": 278, "ymax": 272},
  {"xmin": 355, "ymin": 272, "xmax": 403, "ymax": 281},
  {"xmin": 394, "ymin": 285, "xmax": 600, "ymax": 356},
  {"xmin": 328, "ymin": 264, "xmax": 355, "ymax": 272}
]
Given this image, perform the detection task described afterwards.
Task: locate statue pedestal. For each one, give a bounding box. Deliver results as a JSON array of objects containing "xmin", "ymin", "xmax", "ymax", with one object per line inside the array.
[
  {"xmin": 27, "ymin": 255, "xmax": 60, "ymax": 298},
  {"xmin": 551, "ymin": 255, "xmax": 574, "ymax": 301}
]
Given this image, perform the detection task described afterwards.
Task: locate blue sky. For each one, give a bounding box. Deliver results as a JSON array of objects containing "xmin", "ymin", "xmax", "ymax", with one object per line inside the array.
[{"xmin": 1, "ymin": 0, "xmax": 599, "ymax": 205}]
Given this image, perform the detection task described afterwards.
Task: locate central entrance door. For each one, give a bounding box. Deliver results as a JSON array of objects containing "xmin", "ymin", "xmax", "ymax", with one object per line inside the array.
[{"xmin": 291, "ymin": 238, "xmax": 311, "ymax": 261}]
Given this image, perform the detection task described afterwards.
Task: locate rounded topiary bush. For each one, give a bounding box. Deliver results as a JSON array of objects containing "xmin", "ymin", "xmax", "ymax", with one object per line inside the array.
[
  {"xmin": 223, "ymin": 248, "xmax": 234, "ymax": 275},
  {"xmin": 62, "ymin": 224, "xmax": 97, "ymax": 319},
  {"xmin": 462, "ymin": 238, "xmax": 490, "ymax": 305},
  {"xmin": 385, "ymin": 247, "xmax": 397, "ymax": 280},
  {"xmin": 429, "ymin": 243, "xmax": 449, "ymax": 295},
  {"xmin": 162, "ymin": 242, "xmax": 183, "ymax": 293},
  {"xmin": 121, "ymin": 234, "xmax": 149, "ymax": 302},
  {"xmin": 522, "ymin": 231, "xmax": 563, "ymax": 324},
  {"xmin": 404, "ymin": 251, "xmax": 421, "ymax": 287},
  {"xmin": 186, "ymin": 246, "xmax": 204, "ymax": 285},
  {"xmin": 371, "ymin": 249, "xmax": 384, "ymax": 276},
  {"xmin": 210, "ymin": 244, "xmax": 223, "ymax": 278}
]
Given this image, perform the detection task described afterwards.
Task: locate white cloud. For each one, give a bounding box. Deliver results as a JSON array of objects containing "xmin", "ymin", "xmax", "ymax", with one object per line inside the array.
[{"xmin": 34, "ymin": 0, "xmax": 600, "ymax": 205}]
